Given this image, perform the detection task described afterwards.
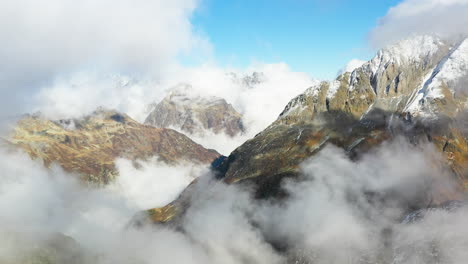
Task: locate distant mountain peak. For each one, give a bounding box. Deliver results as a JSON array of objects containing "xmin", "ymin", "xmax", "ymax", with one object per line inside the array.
[
  {"xmin": 228, "ymin": 71, "xmax": 266, "ymax": 88},
  {"xmin": 145, "ymin": 85, "xmax": 244, "ymax": 137}
]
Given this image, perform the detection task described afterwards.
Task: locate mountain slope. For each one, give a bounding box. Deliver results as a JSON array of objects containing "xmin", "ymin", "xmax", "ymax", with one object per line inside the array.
[
  {"xmin": 144, "ymin": 35, "xmax": 468, "ymax": 224},
  {"xmin": 10, "ymin": 109, "xmax": 220, "ymax": 184}
]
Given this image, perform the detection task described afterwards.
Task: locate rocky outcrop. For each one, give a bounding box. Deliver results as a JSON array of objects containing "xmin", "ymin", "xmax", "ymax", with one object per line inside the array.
[
  {"xmin": 10, "ymin": 109, "xmax": 220, "ymax": 184},
  {"xmin": 144, "ymin": 35, "xmax": 468, "ymax": 224},
  {"xmin": 145, "ymin": 84, "xmax": 244, "ymax": 137}
]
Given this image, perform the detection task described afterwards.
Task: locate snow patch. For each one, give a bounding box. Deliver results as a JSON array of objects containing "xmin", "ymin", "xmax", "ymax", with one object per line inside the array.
[
  {"xmin": 427, "ymin": 38, "xmax": 468, "ymax": 91},
  {"xmin": 326, "ymin": 80, "xmax": 341, "ymax": 99},
  {"xmin": 304, "ymin": 82, "xmax": 323, "ymax": 97},
  {"xmin": 405, "ymin": 38, "xmax": 468, "ymax": 117}
]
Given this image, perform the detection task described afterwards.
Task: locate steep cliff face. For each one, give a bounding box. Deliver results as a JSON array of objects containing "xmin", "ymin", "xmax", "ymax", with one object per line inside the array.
[
  {"xmin": 145, "ymin": 35, "xmax": 468, "ymax": 224},
  {"xmin": 145, "ymin": 84, "xmax": 244, "ymax": 137},
  {"xmin": 10, "ymin": 109, "xmax": 220, "ymax": 184}
]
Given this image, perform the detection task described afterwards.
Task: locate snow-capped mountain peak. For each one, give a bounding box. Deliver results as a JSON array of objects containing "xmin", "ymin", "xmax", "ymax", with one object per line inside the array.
[
  {"xmin": 279, "ymin": 35, "xmax": 468, "ymax": 123},
  {"xmin": 145, "ymin": 84, "xmax": 244, "ymax": 137},
  {"xmin": 405, "ymin": 37, "xmax": 468, "ymax": 117}
]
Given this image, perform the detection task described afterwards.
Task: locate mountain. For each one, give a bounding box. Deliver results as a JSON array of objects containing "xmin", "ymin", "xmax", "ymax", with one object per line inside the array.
[
  {"xmin": 143, "ymin": 35, "xmax": 468, "ymax": 224},
  {"xmin": 145, "ymin": 84, "xmax": 245, "ymax": 137},
  {"xmin": 8, "ymin": 109, "xmax": 220, "ymax": 184},
  {"xmin": 228, "ymin": 71, "xmax": 265, "ymax": 88}
]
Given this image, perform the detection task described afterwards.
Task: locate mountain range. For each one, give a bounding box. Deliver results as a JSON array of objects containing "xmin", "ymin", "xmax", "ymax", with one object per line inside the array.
[
  {"xmin": 2, "ymin": 34, "xmax": 467, "ymax": 264},
  {"xmin": 143, "ymin": 35, "xmax": 468, "ymax": 224}
]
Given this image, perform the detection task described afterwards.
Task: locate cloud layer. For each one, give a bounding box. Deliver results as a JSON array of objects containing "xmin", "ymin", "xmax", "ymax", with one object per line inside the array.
[
  {"xmin": 0, "ymin": 0, "xmax": 208, "ymax": 118},
  {"xmin": 369, "ymin": 0, "xmax": 468, "ymax": 48},
  {"xmin": 0, "ymin": 138, "xmax": 465, "ymax": 263},
  {"xmin": 32, "ymin": 63, "xmax": 317, "ymax": 154}
]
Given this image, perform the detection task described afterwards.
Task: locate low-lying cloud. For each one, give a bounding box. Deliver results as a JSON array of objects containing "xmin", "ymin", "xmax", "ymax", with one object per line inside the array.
[
  {"xmin": 111, "ymin": 157, "xmax": 207, "ymax": 209},
  {"xmin": 1, "ymin": 1, "xmax": 467, "ymax": 262},
  {"xmin": 1, "ymin": 138, "xmax": 464, "ymax": 263}
]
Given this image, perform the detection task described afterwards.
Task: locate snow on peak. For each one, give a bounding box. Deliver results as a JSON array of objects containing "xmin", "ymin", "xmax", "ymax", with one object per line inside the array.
[
  {"xmin": 430, "ymin": 37, "xmax": 468, "ymax": 87},
  {"xmin": 166, "ymin": 83, "xmax": 223, "ymax": 106},
  {"xmin": 405, "ymin": 37, "xmax": 468, "ymax": 117},
  {"xmin": 381, "ymin": 35, "xmax": 444, "ymax": 63},
  {"xmin": 304, "ymin": 82, "xmax": 324, "ymax": 97},
  {"xmin": 365, "ymin": 35, "xmax": 446, "ymax": 76}
]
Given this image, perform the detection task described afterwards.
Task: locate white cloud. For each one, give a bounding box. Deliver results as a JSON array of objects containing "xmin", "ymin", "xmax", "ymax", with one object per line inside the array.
[
  {"xmin": 110, "ymin": 158, "xmax": 208, "ymax": 209},
  {"xmin": 0, "ymin": 1, "xmax": 318, "ymax": 157},
  {"xmin": 158, "ymin": 63, "xmax": 318, "ymax": 135},
  {"xmin": 163, "ymin": 63, "xmax": 318, "ymax": 149},
  {"xmin": 34, "ymin": 63, "xmax": 317, "ymax": 154},
  {"xmin": 252, "ymin": 140, "xmax": 462, "ymax": 263},
  {"xmin": 0, "ymin": 137, "xmax": 465, "ymax": 263},
  {"xmin": 0, "ymin": 0, "xmax": 209, "ymax": 117},
  {"xmin": 0, "ymin": 147, "xmax": 283, "ymax": 263},
  {"xmin": 369, "ymin": 0, "xmax": 468, "ymax": 48},
  {"xmin": 34, "ymin": 72, "xmax": 162, "ymax": 121}
]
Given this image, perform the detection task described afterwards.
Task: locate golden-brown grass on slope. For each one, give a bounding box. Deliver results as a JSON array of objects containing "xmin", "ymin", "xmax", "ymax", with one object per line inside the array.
[{"xmin": 10, "ymin": 110, "xmax": 220, "ymax": 184}]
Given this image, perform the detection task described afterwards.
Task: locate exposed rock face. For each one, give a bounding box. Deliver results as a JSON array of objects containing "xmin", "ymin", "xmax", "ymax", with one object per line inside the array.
[
  {"xmin": 10, "ymin": 109, "xmax": 220, "ymax": 184},
  {"xmin": 145, "ymin": 84, "xmax": 244, "ymax": 137},
  {"xmin": 145, "ymin": 35, "xmax": 468, "ymax": 224}
]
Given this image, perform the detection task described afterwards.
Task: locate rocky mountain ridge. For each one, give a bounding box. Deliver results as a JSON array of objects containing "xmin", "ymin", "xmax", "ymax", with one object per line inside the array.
[
  {"xmin": 280, "ymin": 36, "xmax": 468, "ymax": 123},
  {"xmin": 8, "ymin": 109, "xmax": 220, "ymax": 184},
  {"xmin": 145, "ymin": 84, "xmax": 245, "ymax": 137}
]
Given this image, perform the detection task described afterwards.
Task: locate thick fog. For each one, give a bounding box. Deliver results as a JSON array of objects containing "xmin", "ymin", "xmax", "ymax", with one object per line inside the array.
[{"xmin": 0, "ymin": 138, "xmax": 466, "ymax": 263}]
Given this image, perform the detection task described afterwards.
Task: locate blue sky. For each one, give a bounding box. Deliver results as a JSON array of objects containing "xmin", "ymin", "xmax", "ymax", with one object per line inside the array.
[{"xmin": 192, "ymin": 0, "xmax": 401, "ymax": 80}]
